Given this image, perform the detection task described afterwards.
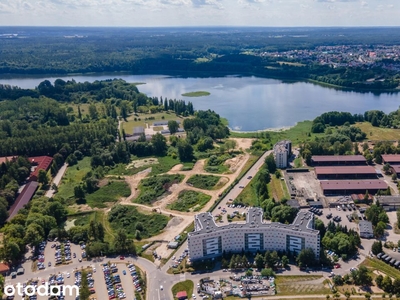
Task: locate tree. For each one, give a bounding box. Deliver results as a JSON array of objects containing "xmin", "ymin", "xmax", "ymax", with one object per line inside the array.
[
  {"xmin": 371, "ymin": 241, "xmax": 383, "ymax": 255},
  {"xmin": 333, "ymin": 275, "xmax": 343, "ymax": 286},
  {"xmin": 265, "ymin": 153, "xmax": 277, "ymax": 173},
  {"xmin": 255, "ymin": 253, "xmax": 264, "ymax": 269},
  {"xmin": 80, "ymin": 270, "xmax": 91, "ymax": 300},
  {"xmin": 260, "ymin": 268, "xmax": 275, "ymax": 277},
  {"xmin": 281, "ymin": 255, "xmax": 289, "ymax": 268},
  {"xmin": 24, "ymin": 224, "xmax": 44, "ymax": 247},
  {"xmin": 224, "ymin": 140, "xmax": 237, "ymax": 153},
  {"xmin": 382, "ymin": 275, "xmax": 393, "ymax": 293},
  {"xmin": 392, "ymin": 173, "xmax": 398, "ymax": 181},
  {"xmin": 296, "ymin": 248, "xmax": 315, "ymax": 268},
  {"xmin": 167, "ymin": 120, "xmax": 179, "ymax": 135},
  {"xmin": 374, "ymin": 221, "xmax": 386, "ymax": 237},
  {"xmin": 151, "ymin": 133, "xmax": 167, "ymax": 155},
  {"xmin": 375, "ymin": 274, "xmax": 384, "ymax": 288},
  {"xmin": 38, "ymin": 169, "xmax": 48, "ymax": 185},
  {"xmin": 177, "ymin": 140, "xmax": 194, "ymax": 161},
  {"xmin": 383, "ymin": 163, "xmax": 391, "ymax": 174},
  {"xmin": 74, "ymin": 185, "xmax": 85, "ymax": 201}
]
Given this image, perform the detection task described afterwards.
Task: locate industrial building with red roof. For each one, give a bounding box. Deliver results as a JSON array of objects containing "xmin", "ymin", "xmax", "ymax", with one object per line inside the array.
[
  {"xmin": 382, "ymin": 155, "xmax": 400, "ymax": 165},
  {"xmin": 311, "ymin": 155, "xmax": 366, "ymax": 166},
  {"xmin": 320, "ymin": 180, "xmax": 388, "ymax": 195},
  {"xmin": 315, "ymin": 166, "xmax": 378, "ymax": 180},
  {"xmin": 28, "ymin": 156, "xmax": 53, "ymax": 181},
  {"xmin": 176, "ymin": 291, "xmax": 188, "ymax": 300},
  {"xmin": 7, "ymin": 181, "xmax": 39, "ymax": 221}
]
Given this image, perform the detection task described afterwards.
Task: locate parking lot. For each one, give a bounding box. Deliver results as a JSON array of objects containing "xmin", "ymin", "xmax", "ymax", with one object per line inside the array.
[
  {"xmin": 303, "ymin": 206, "xmax": 359, "ymax": 231},
  {"xmin": 214, "ymin": 203, "xmax": 251, "ymax": 225}
]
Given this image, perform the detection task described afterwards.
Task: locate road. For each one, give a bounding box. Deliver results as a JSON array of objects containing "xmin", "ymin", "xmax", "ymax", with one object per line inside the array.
[
  {"xmin": 45, "ymin": 163, "xmax": 68, "ymax": 198},
  {"xmin": 5, "ymin": 149, "xmax": 375, "ymax": 300}
]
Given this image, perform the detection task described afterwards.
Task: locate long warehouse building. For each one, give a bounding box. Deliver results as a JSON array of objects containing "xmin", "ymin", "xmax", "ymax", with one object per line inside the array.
[
  {"xmin": 188, "ymin": 208, "xmax": 320, "ymax": 261},
  {"xmin": 320, "ymin": 180, "xmax": 388, "ymax": 195},
  {"xmin": 315, "ymin": 166, "xmax": 378, "ymax": 180},
  {"xmin": 311, "ymin": 155, "xmax": 366, "ymax": 166}
]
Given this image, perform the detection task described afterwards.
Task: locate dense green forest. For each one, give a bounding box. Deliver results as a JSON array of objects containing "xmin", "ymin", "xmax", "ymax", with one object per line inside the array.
[{"xmin": 0, "ymin": 27, "xmax": 399, "ymax": 91}]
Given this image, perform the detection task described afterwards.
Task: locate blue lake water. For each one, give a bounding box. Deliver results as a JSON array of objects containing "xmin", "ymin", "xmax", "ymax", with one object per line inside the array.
[{"xmin": 1, "ymin": 74, "xmax": 399, "ymax": 131}]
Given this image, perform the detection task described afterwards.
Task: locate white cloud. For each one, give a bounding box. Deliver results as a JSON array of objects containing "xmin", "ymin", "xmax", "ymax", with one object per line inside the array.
[{"xmin": 0, "ymin": 0, "xmax": 397, "ymax": 26}]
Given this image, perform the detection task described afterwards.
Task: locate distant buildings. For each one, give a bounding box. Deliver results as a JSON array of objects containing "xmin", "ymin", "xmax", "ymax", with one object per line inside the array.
[
  {"xmin": 132, "ymin": 127, "xmax": 145, "ymax": 137},
  {"xmin": 188, "ymin": 207, "xmax": 320, "ymax": 261},
  {"xmin": 273, "ymin": 140, "xmax": 291, "ymax": 168},
  {"xmin": 311, "ymin": 155, "xmax": 366, "ymax": 166},
  {"xmin": 7, "ymin": 181, "xmax": 39, "ymax": 221}
]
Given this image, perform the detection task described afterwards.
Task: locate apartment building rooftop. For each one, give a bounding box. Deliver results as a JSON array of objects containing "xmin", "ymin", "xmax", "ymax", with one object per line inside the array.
[{"xmin": 192, "ymin": 207, "xmax": 318, "ymax": 236}]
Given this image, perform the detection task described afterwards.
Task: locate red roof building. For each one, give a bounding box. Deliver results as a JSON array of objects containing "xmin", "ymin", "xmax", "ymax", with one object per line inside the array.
[
  {"xmin": 7, "ymin": 181, "xmax": 39, "ymax": 221},
  {"xmin": 311, "ymin": 155, "xmax": 366, "ymax": 166},
  {"xmin": 0, "ymin": 262, "xmax": 10, "ymax": 275},
  {"xmin": 28, "ymin": 156, "xmax": 53, "ymax": 182},
  {"xmin": 321, "ymin": 180, "xmax": 388, "ymax": 195},
  {"xmin": 382, "ymin": 155, "xmax": 400, "ymax": 165},
  {"xmin": 176, "ymin": 291, "xmax": 188, "ymax": 300},
  {"xmin": 315, "ymin": 166, "xmax": 377, "ymax": 179}
]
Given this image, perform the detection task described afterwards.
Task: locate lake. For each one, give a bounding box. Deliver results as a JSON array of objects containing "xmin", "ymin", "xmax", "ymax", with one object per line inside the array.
[{"xmin": 1, "ymin": 74, "xmax": 400, "ymax": 131}]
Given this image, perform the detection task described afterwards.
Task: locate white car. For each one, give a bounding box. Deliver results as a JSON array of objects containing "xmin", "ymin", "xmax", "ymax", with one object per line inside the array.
[
  {"xmin": 66, "ymin": 273, "xmax": 70, "ymax": 278},
  {"xmin": 160, "ymin": 285, "xmax": 163, "ymax": 290},
  {"xmin": 192, "ymin": 294, "xmax": 196, "ymax": 299}
]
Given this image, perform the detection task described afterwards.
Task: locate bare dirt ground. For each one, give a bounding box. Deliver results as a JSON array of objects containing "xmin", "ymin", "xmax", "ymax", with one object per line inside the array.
[
  {"xmin": 125, "ymin": 158, "xmax": 159, "ymax": 169},
  {"xmin": 230, "ymin": 138, "xmax": 254, "ymax": 151},
  {"xmin": 225, "ymin": 154, "xmax": 246, "ymax": 173},
  {"xmin": 69, "ymin": 204, "xmax": 93, "ymax": 213}
]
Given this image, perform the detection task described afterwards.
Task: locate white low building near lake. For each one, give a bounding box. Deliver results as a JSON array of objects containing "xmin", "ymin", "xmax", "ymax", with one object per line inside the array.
[{"xmin": 188, "ymin": 207, "xmax": 320, "ymax": 261}]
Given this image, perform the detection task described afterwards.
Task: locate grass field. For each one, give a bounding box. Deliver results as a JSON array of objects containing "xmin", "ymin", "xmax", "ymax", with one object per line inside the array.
[
  {"xmin": 186, "ymin": 174, "xmax": 221, "ymax": 190},
  {"xmin": 85, "ymin": 180, "xmax": 131, "ymax": 208},
  {"xmin": 121, "ymin": 112, "xmax": 186, "ymax": 135},
  {"xmin": 270, "ymin": 175, "xmax": 290, "ymax": 200},
  {"xmin": 57, "ymin": 157, "xmax": 92, "ymax": 201},
  {"xmin": 355, "ymin": 122, "xmax": 400, "ymax": 141},
  {"xmin": 72, "ymin": 211, "xmax": 115, "ymax": 242},
  {"xmin": 135, "ymin": 174, "xmax": 184, "ymax": 204},
  {"xmin": 167, "ymin": 190, "xmax": 211, "ymax": 212},
  {"xmin": 361, "ymin": 257, "xmax": 400, "ymax": 279},
  {"xmin": 275, "ymin": 275, "xmax": 330, "ymax": 296},
  {"xmin": 235, "ymin": 178, "xmax": 259, "ymax": 206},
  {"xmin": 181, "ymin": 91, "xmax": 210, "ymax": 97},
  {"xmin": 171, "ymin": 280, "xmax": 194, "ymax": 300},
  {"xmin": 108, "ymin": 205, "xmax": 169, "ymax": 239},
  {"xmin": 229, "ymin": 121, "xmax": 318, "ymax": 147},
  {"xmin": 239, "ymin": 154, "xmax": 261, "ymax": 178}
]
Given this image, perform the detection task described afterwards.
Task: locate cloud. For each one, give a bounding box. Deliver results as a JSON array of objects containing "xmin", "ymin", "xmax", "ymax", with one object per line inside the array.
[{"xmin": 192, "ymin": 0, "xmax": 223, "ymax": 8}]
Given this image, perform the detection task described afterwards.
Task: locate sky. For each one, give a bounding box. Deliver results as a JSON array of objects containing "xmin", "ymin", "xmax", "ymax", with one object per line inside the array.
[{"xmin": 0, "ymin": 0, "xmax": 398, "ymax": 27}]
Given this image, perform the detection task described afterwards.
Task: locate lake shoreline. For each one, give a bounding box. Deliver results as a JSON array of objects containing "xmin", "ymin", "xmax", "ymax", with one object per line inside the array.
[{"xmin": 0, "ymin": 71, "xmax": 399, "ymax": 94}]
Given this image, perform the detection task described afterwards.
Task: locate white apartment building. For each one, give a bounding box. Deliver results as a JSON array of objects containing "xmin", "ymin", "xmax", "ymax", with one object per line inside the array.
[
  {"xmin": 188, "ymin": 208, "xmax": 320, "ymax": 261},
  {"xmin": 273, "ymin": 140, "xmax": 292, "ymax": 168}
]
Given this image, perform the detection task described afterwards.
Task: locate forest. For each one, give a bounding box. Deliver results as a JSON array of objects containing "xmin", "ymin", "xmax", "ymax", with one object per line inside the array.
[
  {"xmin": 0, "ymin": 77, "xmax": 230, "ymax": 263},
  {"xmin": 0, "ymin": 27, "xmax": 399, "ymax": 91}
]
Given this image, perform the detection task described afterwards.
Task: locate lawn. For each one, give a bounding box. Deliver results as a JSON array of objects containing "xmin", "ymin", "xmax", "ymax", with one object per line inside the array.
[
  {"xmin": 108, "ymin": 205, "xmax": 170, "ymax": 239},
  {"xmin": 355, "ymin": 122, "xmax": 400, "ymax": 141},
  {"xmin": 275, "ymin": 275, "xmax": 330, "ymax": 296},
  {"xmin": 121, "ymin": 112, "xmax": 186, "ymax": 135},
  {"xmin": 56, "ymin": 157, "xmax": 92, "ymax": 201},
  {"xmin": 361, "ymin": 257, "xmax": 400, "ymax": 279},
  {"xmin": 181, "ymin": 91, "xmax": 210, "ymax": 97},
  {"xmin": 234, "ymin": 178, "xmax": 259, "ymax": 206},
  {"xmin": 186, "ymin": 174, "xmax": 222, "ymax": 190},
  {"xmin": 229, "ymin": 121, "xmax": 319, "ymax": 147},
  {"xmin": 167, "ymin": 190, "xmax": 211, "ymax": 212},
  {"xmin": 85, "ymin": 180, "xmax": 131, "ymax": 208},
  {"xmin": 108, "ymin": 155, "xmax": 183, "ymax": 176},
  {"xmin": 171, "ymin": 280, "xmax": 194, "ymax": 300},
  {"xmin": 270, "ymin": 175, "xmax": 290, "ymax": 201},
  {"xmin": 134, "ymin": 174, "xmax": 184, "ymax": 205}
]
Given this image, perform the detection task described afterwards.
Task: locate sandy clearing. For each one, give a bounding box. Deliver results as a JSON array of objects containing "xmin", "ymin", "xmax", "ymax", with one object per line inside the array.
[{"xmin": 230, "ymin": 138, "xmax": 254, "ymax": 151}]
